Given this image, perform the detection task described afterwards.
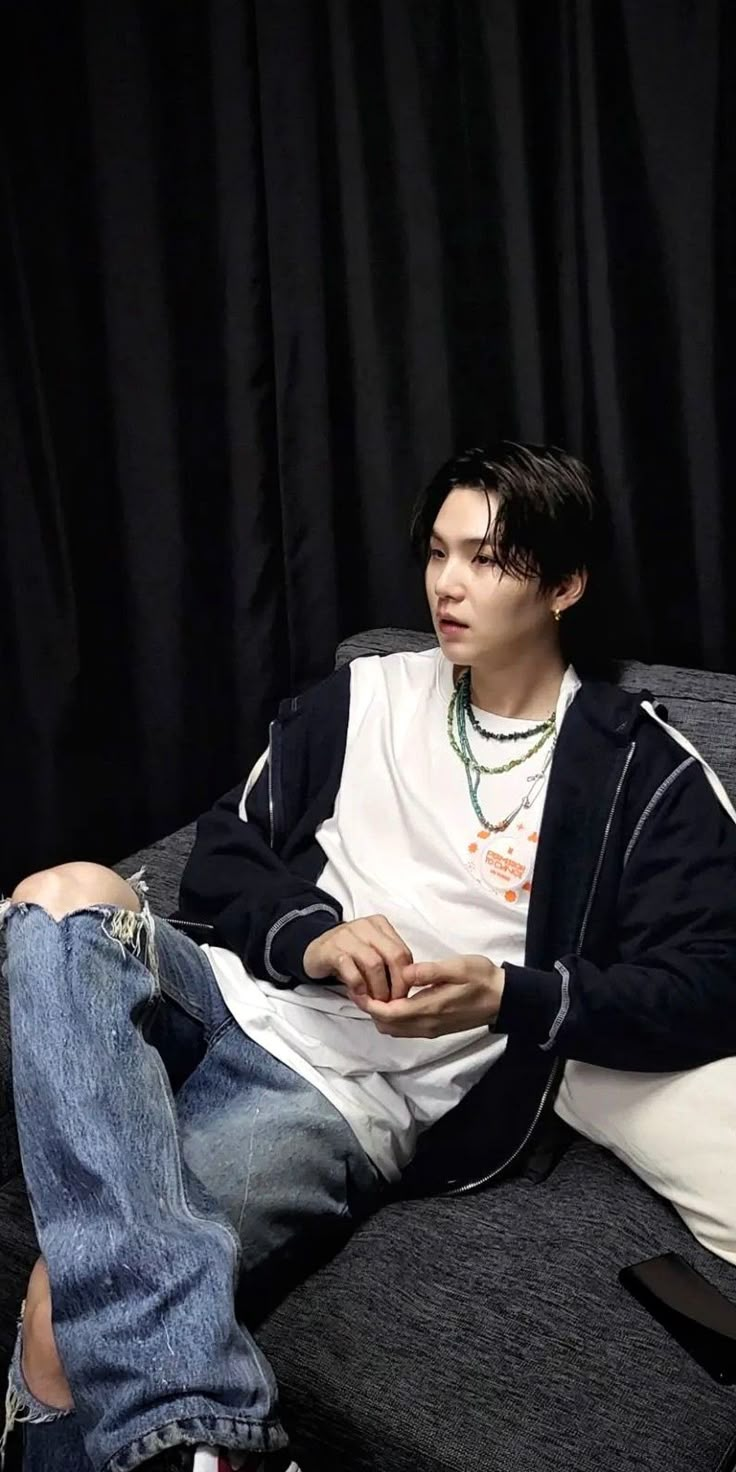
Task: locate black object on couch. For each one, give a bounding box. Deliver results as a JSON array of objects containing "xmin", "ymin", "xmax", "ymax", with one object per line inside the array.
[{"xmin": 1, "ymin": 628, "xmax": 736, "ymax": 1472}]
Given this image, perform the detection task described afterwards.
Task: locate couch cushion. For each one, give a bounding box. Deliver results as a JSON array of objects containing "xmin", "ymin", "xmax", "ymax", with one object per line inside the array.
[
  {"xmin": 257, "ymin": 1140, "xmax": 736, "ymax": 1472},
  {"xmin": 557, "ymin": 1054, "xmax": 736, "ymax": 1269}
]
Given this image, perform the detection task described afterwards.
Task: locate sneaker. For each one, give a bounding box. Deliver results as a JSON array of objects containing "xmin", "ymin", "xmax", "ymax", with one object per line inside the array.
[
  {"xmin": 192, "ymin": 1448, "xmax": 301, "ymax": 1472},
  {"xmin": 144, "ymin": 1448, "xmax": 300, "ymax": 1472}
]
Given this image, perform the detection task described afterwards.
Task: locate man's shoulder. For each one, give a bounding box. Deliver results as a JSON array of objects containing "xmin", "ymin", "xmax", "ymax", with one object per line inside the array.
[
  {"xmin": 577, "ymin": 677, "xmax": 688, "ymax": 763},
  {"xmin": 620, "ymin": 696, "xmax": 730, "ymax": 838},
  {"xmin": 280, "ymin": 645, "xmax": 441, "ymax": 719},
  {"xmin": 353, "ymin": 643, "xmax": 441, "ymax": 681},
  {"xmin": 277, "ymin": 660, "xmax": 352, "ymax": 722},
  {"xmin": 572, "ymin": 677, "xmax": 702, "ymax": 809}
]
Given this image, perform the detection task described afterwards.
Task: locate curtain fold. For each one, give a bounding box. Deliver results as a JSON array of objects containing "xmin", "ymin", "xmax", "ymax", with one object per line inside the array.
[{"xmin": 1, "ymin": 0, "xmax": 733, "ymax": 887}]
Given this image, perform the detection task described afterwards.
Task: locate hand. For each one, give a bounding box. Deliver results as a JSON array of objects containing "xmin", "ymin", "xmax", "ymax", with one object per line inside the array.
[
  {"xmin": 303, "ymin": 915, "xmax": 414, "ymax": 1007},
  {"xmin": 363, "ymin": 955, "xmax": 505, "ymax": 1038}
]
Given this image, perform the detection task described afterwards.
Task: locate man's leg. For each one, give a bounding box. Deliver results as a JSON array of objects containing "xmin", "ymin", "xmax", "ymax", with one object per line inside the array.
[
  {"xmin": 172, "ymin": 1008, "xmax": 385, "ymax": 1335},
  {"xmin": 0, "ymin": 864, "xmax": 291, "ymax": 1472}
]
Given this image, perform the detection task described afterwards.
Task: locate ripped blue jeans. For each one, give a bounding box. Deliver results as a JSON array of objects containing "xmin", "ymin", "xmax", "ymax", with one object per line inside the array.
[{"xmin": 0, "ymin": 888, "xmax": 382, "ymax": 1471}]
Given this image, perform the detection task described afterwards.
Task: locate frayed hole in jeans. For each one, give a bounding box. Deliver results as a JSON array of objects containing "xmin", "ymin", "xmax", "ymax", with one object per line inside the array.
[
  {"xmin": 0, "ymin": 1303, "xmax": 70, "ymax": 1469},
  {"xmin": 125, "ymin": 866, "xmax": 149, "ymax": 904},
  {"xmin": 103, "ymin": 901, "xmax": 159, "ymax": 982}
]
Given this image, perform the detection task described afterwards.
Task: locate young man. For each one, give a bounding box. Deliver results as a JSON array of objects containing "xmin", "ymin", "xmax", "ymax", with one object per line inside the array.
[{"xmin": 3, "ymin": 443, "xmax": 736, "ymax": 1472}]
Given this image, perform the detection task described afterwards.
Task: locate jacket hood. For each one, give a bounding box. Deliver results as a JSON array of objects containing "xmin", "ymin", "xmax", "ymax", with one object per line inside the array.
[{"xmin": 575, "ymin": 679, "xmax": 656, "ymax": 746}]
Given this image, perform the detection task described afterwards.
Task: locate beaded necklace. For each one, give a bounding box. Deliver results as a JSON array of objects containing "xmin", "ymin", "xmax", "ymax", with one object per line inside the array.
[
  {"xmin": 465, "ymin": 698, "xmax": 552, "ymax": 743},
  {"xmin": 448, "ymin": 671, "xmax": 556, "ymax": 833}
]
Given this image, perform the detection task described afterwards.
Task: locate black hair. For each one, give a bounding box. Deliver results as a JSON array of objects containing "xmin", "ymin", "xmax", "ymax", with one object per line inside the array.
[{"xmin": 410, "ymin": 441, "xmax": 614, "ymax": 676}]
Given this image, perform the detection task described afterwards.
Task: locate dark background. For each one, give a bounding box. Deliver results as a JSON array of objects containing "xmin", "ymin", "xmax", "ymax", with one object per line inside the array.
[{"xmin": 1, "ymin": 0, "xmax": 734, "ymax": 891}]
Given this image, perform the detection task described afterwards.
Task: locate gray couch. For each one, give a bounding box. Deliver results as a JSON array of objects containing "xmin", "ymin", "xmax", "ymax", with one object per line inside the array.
[{"xmin": 2, "ymin": 628, "xmax": 736, "ymax": 1472}]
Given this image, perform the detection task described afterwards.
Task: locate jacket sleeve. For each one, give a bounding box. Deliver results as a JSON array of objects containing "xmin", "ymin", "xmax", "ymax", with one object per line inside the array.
[
  {"xmin": 497, "ymin": 759, "xmax": 736, "ymax": 1069},
  {"xmin": 176, "ymin": 747, "xmax": 342, "ymax": 987}
]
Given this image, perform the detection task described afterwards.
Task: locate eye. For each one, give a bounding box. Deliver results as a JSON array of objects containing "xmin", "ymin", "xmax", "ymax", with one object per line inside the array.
[
  {"xmin": 474, "ymin": 553, "xmax": 496, "ymax": 568},
  {"xmin": 428, "ymin": 547, "xmax": 445, "ymax": 560}
]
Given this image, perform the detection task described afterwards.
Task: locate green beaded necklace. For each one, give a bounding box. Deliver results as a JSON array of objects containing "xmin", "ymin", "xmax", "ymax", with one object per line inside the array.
[
  {"xmin": 465, "ymin": 697, "xmax": 552, "ymax": 743},
  {"xmin": 448, "ymin": 671, "xmax": 556, "ymax": 833},
  {"xmin": 448, "ymin": 671, "xmax": 555, "ymax": 776}
]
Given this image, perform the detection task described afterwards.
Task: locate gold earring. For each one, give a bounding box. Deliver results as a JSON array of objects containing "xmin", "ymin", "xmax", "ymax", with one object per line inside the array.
[{"xmin": 552, "ymin": 609, "xmax": 561, "ymax": 622}]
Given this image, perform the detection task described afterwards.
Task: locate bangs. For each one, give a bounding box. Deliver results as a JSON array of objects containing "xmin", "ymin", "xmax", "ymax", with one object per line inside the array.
[{"xmin": 411, "ymin": 443, "xmax": 601, "ymax": 590}]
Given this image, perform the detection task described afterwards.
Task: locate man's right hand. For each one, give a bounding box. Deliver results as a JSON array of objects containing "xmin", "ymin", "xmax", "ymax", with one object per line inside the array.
[{"xmin": 303, "ymin": 916, "xmax": 413, "ymax": 1007}]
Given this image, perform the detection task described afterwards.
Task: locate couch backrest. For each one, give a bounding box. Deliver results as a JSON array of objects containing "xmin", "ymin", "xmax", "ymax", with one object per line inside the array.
[
  {"xmin": 117, "ymin": 627, "xmax": 736, "ymax": 910},
  {"xmin": 336, "ymin": 628, "xmax": 736, "ymax": 801}
]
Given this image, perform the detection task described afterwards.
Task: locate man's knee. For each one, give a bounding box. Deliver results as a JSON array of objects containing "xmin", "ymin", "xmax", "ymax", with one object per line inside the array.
[
  {"xmin": 21, "ymin": 1259, "xmax": 73, "ymax": 1411},
  {"xmin": 12, "ymin": 862, "xmax": 141, "ymax": 923}
]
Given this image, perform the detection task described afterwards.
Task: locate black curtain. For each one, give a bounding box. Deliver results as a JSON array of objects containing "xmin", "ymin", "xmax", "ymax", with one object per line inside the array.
[{"xmin": 1, "ymin": 0, "xmax": 734, "ymax": 890}]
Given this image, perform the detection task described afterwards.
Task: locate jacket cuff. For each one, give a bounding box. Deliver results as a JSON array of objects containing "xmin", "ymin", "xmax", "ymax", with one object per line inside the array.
[
  {"xmin": 496, "ymin": 962, "xmax": 568, "ymax": 1051},
  {"xmin": 265, "ymin": 906, "xmax": 340, "ymax": 986}
]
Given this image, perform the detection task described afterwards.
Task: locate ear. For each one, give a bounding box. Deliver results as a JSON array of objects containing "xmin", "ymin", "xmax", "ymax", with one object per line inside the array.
[{"xmin": 551, "ymin": 568, "xmax": 588, "ymax": 615}]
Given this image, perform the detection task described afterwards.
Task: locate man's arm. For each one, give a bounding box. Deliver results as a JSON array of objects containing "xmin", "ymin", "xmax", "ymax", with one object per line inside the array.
[
  {"xmin": 177, "ymin": 753, "xmax": 342, "ymax": 987},
  {"xmin": 366, "ymin": 759, "xmax": 736, "ymax": 1069},
  {"xmin": 497, "ymin": 758, "xmax": 736, "ymax": 1069},
  {"xmin": 178, "ymin": 743, "xmax": 413, "ymax": 999}
]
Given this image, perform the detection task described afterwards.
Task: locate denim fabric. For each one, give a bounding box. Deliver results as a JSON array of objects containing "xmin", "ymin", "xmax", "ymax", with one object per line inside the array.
[{"xmin": 1, "ymin": 900, "xmax": 382, "ymax": 1472}]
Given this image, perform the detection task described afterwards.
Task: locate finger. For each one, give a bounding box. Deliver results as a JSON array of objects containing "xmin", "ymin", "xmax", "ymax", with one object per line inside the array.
[
  {"xmin": 404, "ymin": 961, "xmax": 458, "ymax": 989},
  {"xmin": 385, "ymin": 951, "xmax": 413, "ymax": 1000},
  {"xmin": 364, "ymin": 996, "xmax": 437, "ymax": 1038},
  {"xmin": 365, "ymin": 997, "xmax": 406, "ymax": 1026},
  {"xmin": 364, "ymin": 995, "xmax": 434, "ymax": 1024},
  {"xmin": 349, "ymin": 939, "xmax": 391, "ymax": 1002},
  {"xmin": 371, "ymin": 915, "xmax": 414, "ymax": 965},
  {"xmin": 363, "ymin": 917, "xmax": 414, "ymax": 997},
  {"xmin": 332, "ymin": 952, "xmax": 370, "ymax": 1010},
  {"xmin": 385, "ymin": 955, "xmax": 425, "ymax": 1001},
  {"xmin": 386, "ymin": 964, "xmax": 414, "ymax": 1002}
]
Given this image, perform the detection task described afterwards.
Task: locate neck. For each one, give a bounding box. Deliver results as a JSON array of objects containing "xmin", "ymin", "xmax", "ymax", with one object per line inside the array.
[{"xmin": 465, "ymin": 643, "xmax": 566, "ymax": 719}]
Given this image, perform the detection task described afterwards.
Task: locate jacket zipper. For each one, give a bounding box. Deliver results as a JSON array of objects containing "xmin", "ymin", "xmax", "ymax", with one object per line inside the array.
[
  {"xmin": 442, "ymin": 1059, "xmax": 563, "ymax": 1198},
  {"xmin": 268, "ymin": 720, "xmax": 276, "ymax": 848},
  {"xmin": 442, "ymin": 740, "xmax": 637, "ymax": 1198}
]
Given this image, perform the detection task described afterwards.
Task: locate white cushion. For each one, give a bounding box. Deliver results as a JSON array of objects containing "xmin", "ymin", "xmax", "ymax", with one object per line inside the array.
[{"xmin": 555, "ymin": 1059, "xmax": 736, "ymax": 1265}]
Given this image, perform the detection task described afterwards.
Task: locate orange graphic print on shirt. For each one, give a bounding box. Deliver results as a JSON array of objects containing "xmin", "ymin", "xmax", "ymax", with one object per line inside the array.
[{"xmin": 466, "ymin": 822, "xmax": 537, "ymax": 902}]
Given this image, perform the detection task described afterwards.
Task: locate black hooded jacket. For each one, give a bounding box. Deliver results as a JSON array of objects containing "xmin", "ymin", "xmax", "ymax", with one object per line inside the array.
[{"xmin": 176, "ymin": 663, "xmax": 736, "ymax": 1196}]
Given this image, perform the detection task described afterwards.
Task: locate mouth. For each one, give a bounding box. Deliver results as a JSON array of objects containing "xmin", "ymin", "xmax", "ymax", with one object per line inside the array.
[{"xmin": 437, "ymin": 614, "xmax": 469, "ymax": 637}]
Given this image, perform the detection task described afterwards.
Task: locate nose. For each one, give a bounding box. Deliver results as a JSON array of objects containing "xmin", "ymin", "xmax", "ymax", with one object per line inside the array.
[{"xmin": 433, "ymin": 554, "xmax": 465, "ymax": 601}]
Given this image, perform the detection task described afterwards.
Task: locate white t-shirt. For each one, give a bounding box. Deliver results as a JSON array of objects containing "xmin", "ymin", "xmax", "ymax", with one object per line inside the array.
[{"xmin": 204, "ymin": 650, "xmax": 580, "ymax": 1179}]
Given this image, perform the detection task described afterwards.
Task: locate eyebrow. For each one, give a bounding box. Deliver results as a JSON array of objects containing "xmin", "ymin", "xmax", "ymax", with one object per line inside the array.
[{"xmin": 430, "ymin": 529, "xmax": 494, "ymax": 549}]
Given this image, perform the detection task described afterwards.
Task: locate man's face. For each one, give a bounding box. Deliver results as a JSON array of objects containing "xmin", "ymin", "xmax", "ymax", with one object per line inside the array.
[{"xmin": 425, "ymin": 487, "xmax": 558, "ymax": 666}]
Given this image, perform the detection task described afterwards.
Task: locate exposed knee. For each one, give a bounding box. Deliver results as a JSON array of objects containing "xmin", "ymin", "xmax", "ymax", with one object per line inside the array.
[
  {"xmin": 12, "ymin": 863, "xmax": 141, "ymax": 923},
  {"xmin": 21, "ymin": 1259, "xmax": 73, "ymax": 1411}
]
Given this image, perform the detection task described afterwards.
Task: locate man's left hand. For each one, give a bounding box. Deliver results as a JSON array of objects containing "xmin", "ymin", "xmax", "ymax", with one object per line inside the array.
[{"xmin": 364, "ymin": 955, "xmax": 505, "ymax": 1037}]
